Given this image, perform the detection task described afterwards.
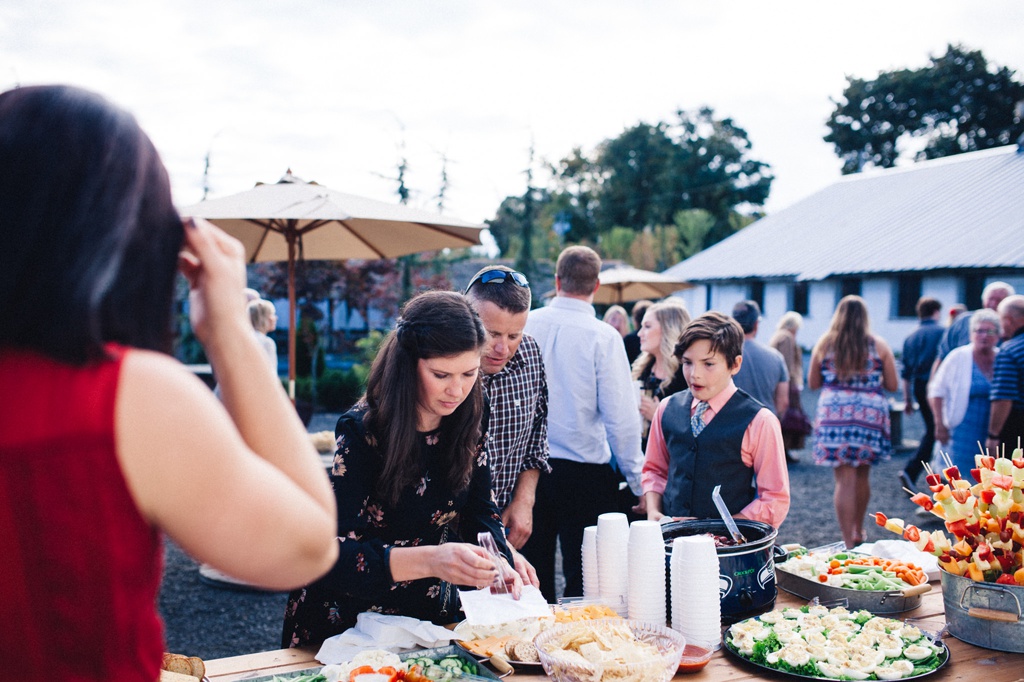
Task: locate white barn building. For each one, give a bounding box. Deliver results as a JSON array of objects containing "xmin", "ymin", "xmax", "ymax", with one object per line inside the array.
[{"xmin": 663, "ymin": 144, "xmax": 1024, "ymax": 353}]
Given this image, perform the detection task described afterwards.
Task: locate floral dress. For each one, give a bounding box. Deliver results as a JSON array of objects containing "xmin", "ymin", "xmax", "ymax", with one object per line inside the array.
[
  {"xmin": 812, "ymin": 339, "xmax": 892, "ymax": 467},
  {"xmin": 281, "ymin": 405, "xmax": 509, "ymax": 648}
]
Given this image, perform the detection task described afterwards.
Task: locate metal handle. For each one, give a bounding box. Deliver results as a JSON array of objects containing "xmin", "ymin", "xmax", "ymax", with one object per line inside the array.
[
  {"xmin": 899, "ymin": 583, "xmax": 933, "ymax": 598},
  {"xmin": 957, "ymin": 582, "xmax": 1022, "ymax": 622}
]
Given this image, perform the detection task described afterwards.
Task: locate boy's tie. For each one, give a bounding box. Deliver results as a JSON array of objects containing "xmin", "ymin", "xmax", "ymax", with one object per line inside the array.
[{"xmin": 691, "ymin": 400, "xmax": 709, "ymax": 437}]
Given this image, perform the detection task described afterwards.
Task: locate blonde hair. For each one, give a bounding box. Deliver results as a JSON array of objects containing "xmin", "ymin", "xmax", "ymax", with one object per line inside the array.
[
  {"xmin": 632, "ymin": 299, "xmax": 691, "ymax": 389},
  {"xmin": 248, "ymin": 299, "xmax": 277, "ymax": 334},
  {"xmin": 603, "ymin": 305, "xmax": 630, "ymax": 336},
  {"xmin": 776, "ymin": 311, "xmax": 803, "ymax": 333}
]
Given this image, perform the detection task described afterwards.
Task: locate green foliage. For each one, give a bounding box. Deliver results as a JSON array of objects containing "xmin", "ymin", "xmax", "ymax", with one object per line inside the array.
[
  {"xmin": 351, "ymin": 330, "xmax": 386, "ymax": 387},
  {"xmin": 316, "ymin": 369, "xmax": 365, "ymax": 412},
  {"xmin": 487, "ymin": 106, "xmax": 771, "ymax": 264},
  {"xmin": 825, "ymin": 44, "xmax": 1024, "ymax": 174}
]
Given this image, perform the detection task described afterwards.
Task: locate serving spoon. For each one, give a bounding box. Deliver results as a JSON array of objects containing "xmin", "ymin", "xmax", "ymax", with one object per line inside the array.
[{"xmin": 712, "ymin": 485, "xmax": 747, "ymax": 544}]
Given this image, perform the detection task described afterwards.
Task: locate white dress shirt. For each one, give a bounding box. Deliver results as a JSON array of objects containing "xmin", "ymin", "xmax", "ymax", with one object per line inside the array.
[{"xmin": 525, "ymin": 296, "xmax": 644, "ymax": 495}]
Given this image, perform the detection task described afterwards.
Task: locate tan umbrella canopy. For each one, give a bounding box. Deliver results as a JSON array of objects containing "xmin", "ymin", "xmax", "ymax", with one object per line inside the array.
[
  {"xmin": 595, "ymin": 265, "xmax": 692, "ymax": 305},
  {"xmin": 179, "ymin": 171, "xmax": 485, "ymax": 393}
]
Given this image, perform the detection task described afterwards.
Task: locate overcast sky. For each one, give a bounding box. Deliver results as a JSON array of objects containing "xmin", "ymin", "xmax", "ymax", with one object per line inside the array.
[{"xmin": 3, "ymin": 1, "xmax": 1024, "ymax": 229}]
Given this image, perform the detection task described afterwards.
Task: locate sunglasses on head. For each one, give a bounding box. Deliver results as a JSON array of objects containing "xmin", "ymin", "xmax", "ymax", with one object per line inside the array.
[{"xmin": 465, "ymin": 269, "xmax": 529, "ymax": 293}]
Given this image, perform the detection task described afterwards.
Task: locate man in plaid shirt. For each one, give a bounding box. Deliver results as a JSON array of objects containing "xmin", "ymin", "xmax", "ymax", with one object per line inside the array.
[{"xmin": 465, "ymin": 265, "xmax": 551, "ymax": 552}]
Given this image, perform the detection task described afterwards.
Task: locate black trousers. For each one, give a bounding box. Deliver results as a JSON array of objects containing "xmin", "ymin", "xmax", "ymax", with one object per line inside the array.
[
  {"xmin": 997, "ymin": 407, "xmax": 1024, "ymax": 456},
  {"xmin": 519, "ymin": 459, "xmax": 620, "ymax": 603},
  {"xmin": 903, "ymin": 379, "xmax": 936, "ymax": 483}
]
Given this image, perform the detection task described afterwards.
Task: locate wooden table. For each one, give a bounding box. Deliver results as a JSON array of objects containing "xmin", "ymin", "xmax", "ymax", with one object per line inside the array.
[{"xmin": 206, "ymin": 586, "xmax": 1024, "ymax": 681}]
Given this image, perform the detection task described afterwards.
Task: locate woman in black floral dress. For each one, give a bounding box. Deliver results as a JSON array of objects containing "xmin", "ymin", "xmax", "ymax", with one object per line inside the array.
[{"xmin": 282, "ymin": 291, "xmax": 522, "ymax": 648}]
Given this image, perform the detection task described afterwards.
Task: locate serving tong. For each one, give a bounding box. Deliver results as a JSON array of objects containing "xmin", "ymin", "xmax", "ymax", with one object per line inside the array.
[{"xmin": 477, "ymin": 532, "xmax": 514, "ymax": 595}]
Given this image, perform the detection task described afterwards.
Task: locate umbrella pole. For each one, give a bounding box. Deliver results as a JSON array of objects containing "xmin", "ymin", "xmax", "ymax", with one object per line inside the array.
[{"xmin": 287, "ymin": 237, "xmax": 297, "ymax": 402}]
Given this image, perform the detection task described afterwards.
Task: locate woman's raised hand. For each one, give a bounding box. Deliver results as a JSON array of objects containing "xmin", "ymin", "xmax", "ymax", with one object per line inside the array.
[{"xmin": 177, "ymin": 217, "xmax": 249, "ymax": 347}]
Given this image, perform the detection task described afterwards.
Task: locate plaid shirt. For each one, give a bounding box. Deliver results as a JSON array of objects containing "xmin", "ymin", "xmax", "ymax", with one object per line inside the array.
[{"xmin": 481, "ymin": 333, "xmax": 551, "ymax": 511}]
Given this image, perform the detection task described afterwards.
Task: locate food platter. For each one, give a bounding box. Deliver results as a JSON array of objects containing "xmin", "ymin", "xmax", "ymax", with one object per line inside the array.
[
  {"xmin": 723, "ymin": 606, "xmax": 950, "ymax": 681},
  {"xmin": 775, "ymin": 551, "xmax": 931, "ymax": 615},
  {"xmin": 451, "ymin": 619, "xmax": 547, "ymax": 669}
]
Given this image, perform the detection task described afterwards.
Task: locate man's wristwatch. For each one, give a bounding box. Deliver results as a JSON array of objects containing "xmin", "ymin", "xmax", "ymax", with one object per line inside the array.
[{"xmin": 988, "ymin": 432, "xmax": 1001, "ymax": 439}]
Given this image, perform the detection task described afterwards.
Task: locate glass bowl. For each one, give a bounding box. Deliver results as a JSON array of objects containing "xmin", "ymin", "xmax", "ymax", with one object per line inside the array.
[{"xmin": 534, "ymin": 618, "xmax": 686, "ymax": 682}]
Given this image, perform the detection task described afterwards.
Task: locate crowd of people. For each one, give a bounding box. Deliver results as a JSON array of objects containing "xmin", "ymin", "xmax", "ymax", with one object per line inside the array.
[{"xmin": 3, "ymin": 84, "xmax": 1023, "ymax": 677}]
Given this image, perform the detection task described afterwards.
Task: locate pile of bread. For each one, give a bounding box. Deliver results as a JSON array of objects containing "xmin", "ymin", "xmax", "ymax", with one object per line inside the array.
[{"xmin": 160, "ymin": 653, "xmax": 206, "ymax": 681}]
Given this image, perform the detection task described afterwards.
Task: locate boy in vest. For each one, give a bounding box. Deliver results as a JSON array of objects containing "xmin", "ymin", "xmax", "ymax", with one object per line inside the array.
[{"xmin": 641, "ymin": 311, "xmax": 790, "ymax": 526}]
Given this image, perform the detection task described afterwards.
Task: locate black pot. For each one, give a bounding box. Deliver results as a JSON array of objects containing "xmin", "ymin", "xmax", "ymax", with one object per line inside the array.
[{"xmin": 662, "ymin": 518, "xmax": 784, "ymax": 624}]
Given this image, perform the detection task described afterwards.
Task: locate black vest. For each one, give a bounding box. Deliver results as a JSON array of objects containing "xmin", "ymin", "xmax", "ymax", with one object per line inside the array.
[{"xmin": 661, "ymin": 388, "xmax": 761, "ymax": 518}]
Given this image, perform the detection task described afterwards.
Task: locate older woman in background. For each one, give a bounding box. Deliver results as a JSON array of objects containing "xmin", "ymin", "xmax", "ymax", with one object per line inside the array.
[
  {"xmin": 809, "ymin": 296, "xmax": 898, "ymax": 548},
  {"xmin": 248, "ymin": 298, "xmax": 279, "ymax": 372},
  {"xmin": 603, "ymin": 305, "xmax": 631, "ymax": 338},
  {"xmin": 771, "ymin": 312, "xmax": 806, "ymax": 461},
  {"xmin": 928, "ymin": 309, "xmax": 1000, "ymax": 474}
]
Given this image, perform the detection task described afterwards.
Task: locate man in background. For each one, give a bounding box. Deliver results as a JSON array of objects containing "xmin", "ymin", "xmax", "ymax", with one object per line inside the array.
[
  {"xmin": 935, "ymin": 282, "xmax": 1015, "ymax": 365},
  {"xmin": 988, "ymin": 295, "xmax": 1024, "ymax": 456},
  {"xmin": 463, "ymin": 265, "xmax": 550, "ymax": 551},
  {"xmin": 899, "ymin": 297, "xmax": 944, "ymax": 491},
  {"xmin": 521, "ymin": 246, "xmax": 644, "ymax": 602},
  {"xmin": 730, "ymin": 300, "xmax": 791, "ymax": 460}
]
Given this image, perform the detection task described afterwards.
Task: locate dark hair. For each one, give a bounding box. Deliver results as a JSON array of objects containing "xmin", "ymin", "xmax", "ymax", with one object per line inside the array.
[
  {"xmin": 916, "ymin": 297, "xmax": 941, "ymax": 319},
  {"xmin": 730, "ymin": 300, "xmax": 761, "ymax": 334},
  {"xmin": 820, "ymin": 295, "xmax": 871, "ymax": 381},
  {"xmin": 465, "ymin": 265, "xmax": 531, "ymax": 313},
  {"xmin": 364, "ymin": 291, "xmax": 487, "ymax": 505},
  {"xmin": 556, "ymin": 245, "xmax": 600, "ymax": 296},
  {"xmin": 0, "ymin": 85, "xmax": 183, "ymax": 364},
  {"xmin": 630, "ymin": 300, "xmax": 653, "ymax": 328},
  {"xmin": 674, "ymin": 311, "xmax": 744, "ymax": 369}
]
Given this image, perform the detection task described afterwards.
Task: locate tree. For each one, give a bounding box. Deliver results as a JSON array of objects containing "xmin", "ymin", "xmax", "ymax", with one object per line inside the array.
[
  {"xmin": 486, "ymin": 106, "xmax": 770, "ymax": 261},
  {"xmin": 591, "ymin": 107, "xmax": 771, "ymax": 246},
  {"xmin": 825, "ymin": 44, "xmax": 1024, "ymax": 174}
]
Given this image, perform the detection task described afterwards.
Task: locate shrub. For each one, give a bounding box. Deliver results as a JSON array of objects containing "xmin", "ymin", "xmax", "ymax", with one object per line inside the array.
[{"xmin": 317, "ymin": 369, "xmax": 365, "ymax": 412}]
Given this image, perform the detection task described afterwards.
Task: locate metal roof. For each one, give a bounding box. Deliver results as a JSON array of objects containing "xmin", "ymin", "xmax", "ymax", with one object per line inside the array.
[{"xmin": 662, "ymin": 144, "xmax": 1024, "ymax": 283}]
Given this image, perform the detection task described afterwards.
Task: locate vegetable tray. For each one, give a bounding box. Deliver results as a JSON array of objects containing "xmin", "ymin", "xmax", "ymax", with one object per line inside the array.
[
  {"xmin": 235, "ymin": 646, "xmax": 501, "ymax": 682},
  {"xmin": 776, "ymin": 565, "xmax": 929, "ymax": 614}
]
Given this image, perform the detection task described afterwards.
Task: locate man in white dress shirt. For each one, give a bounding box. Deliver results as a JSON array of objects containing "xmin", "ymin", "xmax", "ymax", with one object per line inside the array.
[{"xmin": 521, "ymin": 245, "xmax": 644, "ymax": 601}]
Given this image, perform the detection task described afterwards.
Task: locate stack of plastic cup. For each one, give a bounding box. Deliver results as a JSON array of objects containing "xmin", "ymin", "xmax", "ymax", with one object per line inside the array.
[
  {"xmin": 581, "ymin": 525, "xmax": 599, "ymax": 599},
  {"xmin": 596, "ymin": 512, "xmax": 630, "ymax": 616},
  {"xmin": 626, "ymin": 520, "xmax": 667, "ymax": 625},
  {"xmin": 670, "ymin": 535, "xmax": 722, "ymax": 650}
]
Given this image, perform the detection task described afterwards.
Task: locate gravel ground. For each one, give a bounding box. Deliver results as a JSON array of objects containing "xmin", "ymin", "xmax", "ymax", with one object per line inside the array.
[{"xmin": 160, "ymin": 393, "xmax": 942, "ymax": 660}]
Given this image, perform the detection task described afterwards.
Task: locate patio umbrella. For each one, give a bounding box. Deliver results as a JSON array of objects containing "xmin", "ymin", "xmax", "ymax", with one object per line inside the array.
[
  {"xmin": 179, "ymin": 171, "xmax": 485, "ymax": 394},
  {"xmin": 595, "ymin": 265, "xmax": 692, "ymax": 305}
]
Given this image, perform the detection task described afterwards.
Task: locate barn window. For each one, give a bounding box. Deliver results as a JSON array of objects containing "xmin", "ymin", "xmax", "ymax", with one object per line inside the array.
[
  {"xmin": 748, "ymin": 281, "xmax": 765, "ymax": 310},
  {"xmin": 839, "ymin": 277, "xmax": 862, "ymax": 300},
  {"xmin": 791, "ymin": 282, "xmax": 809, "ymax": 315},
  {"xmin": 895, "ymin": 273, "xmax": 923, "ymax": 318}
]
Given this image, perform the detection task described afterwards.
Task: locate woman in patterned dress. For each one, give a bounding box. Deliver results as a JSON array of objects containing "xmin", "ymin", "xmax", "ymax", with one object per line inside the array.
[
  {"xmin": 282, "ymin": 291, "xmax": 524, "ymax": 648},
  {"xmin": 808, "ymin": 296, "xmax": 899, "ymax": 549}
]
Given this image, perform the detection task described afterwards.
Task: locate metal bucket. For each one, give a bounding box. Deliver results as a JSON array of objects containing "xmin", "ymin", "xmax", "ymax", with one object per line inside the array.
[{"xmin": 940, "ymin": 570, "xmax": 1024, "ymax": 653}]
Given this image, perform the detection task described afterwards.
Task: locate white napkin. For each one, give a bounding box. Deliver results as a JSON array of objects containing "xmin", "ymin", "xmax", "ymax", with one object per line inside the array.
[
  {"xmin": 457, "ymin": 584, "xmax": 551, "ymax": 625},
  {"xmin": 315, "ymin": 612, "xmax": 455, "ymax": 664},
  {"xmin": 853, "ymin": 539, "xmax": 940, "ymax": 581}
]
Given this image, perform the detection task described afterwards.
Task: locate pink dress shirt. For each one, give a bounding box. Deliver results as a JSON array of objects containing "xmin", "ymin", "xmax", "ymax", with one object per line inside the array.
[{"xmin": 641, "ymin": 382, "xmax": 790, "ymax": 527}]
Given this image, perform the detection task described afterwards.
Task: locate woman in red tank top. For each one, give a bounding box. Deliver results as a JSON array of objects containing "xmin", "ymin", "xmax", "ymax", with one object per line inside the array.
[{"xmin": 0, "ymin": 86, "xmax": 339, "ymax": 681}]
